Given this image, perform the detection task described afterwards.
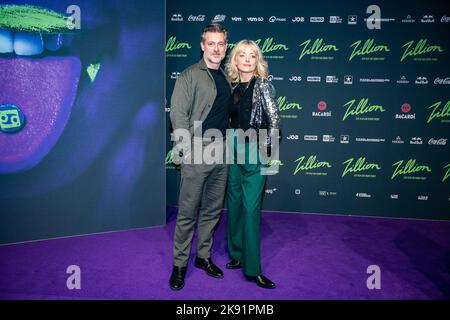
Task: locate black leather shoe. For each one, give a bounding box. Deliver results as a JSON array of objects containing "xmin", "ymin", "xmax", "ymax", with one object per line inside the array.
[
  {"xmin": 226, "ymin": 259, "xmax": 242, "ymax": 269},
  {"xmin": 246, "ymin": 274, "xmax": 276, "ymax": 289},
  {"xmin": 169, "ymin": 266, "xmax": 187, "ymax": 291},
  {"xmin": 194, "ymin": 257, "xmax": 224, "ymax": 278}
]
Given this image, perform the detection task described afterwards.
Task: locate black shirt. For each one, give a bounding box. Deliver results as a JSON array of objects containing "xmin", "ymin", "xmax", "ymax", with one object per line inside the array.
[
  {"xmin": 202, "ymin": 68, "xmax": 231, "ymax": 136},
  {"xmin": 229, "ymin": 77, "xmax": 256, "ymax": 131}
]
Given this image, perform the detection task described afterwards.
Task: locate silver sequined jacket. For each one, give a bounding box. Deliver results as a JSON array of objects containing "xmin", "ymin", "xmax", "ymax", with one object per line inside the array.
[{"xmin": 249, "ymin": 77, "xmax": 281, "ymax": 136}]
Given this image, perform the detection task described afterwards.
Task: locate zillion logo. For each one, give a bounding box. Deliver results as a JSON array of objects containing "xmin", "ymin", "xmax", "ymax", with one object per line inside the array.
[
  {"xmin": 443, "ymin": 164, "xmax": 450, "ymax": 182},
  {"xmin": 298, "ymin": 38, "xmax": 339, "ymax": 60},
  {"xmin": 349, "ymin": 39, "xmax": 390, "ymax": 61},
  {"xmin": 342, "ymin": 157, "xmax": 381, "ymax": 177},
  {"xmin": 293, "ymin": 155, "xmax": 332, "ymax": 175},
  {"xmin": 427, "ymin": 101, "xmax": 450, "ymax": 123},
  {"xmin": 342, "ymin": 98, "xmax": 385, "ymax": 121},
  {"xmin": 165, "ymin": 36, "xmax": 192, "ymax": 52},
  {"xmin": 228, "ymin": 38, "xmax": 288, "ymax": 55},
  {"xmin": 255, "ymin": 38, "xmax": 289, "ymax": 53},
  {"xmin": 400, "ymin": 39, "xmax": 444, "ymax": 62},
  {"xmin": 277, "ymin": 96, "xmax": 302, "ymax": 111},
  {"xmin": 391, "ymin": 159, "xmax": 432, "ymax": 180}
]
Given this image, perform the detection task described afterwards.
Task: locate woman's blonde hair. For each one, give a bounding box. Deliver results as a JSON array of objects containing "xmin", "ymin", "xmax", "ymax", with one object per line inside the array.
[{"xmin": 226, "ymin": 40, "xmax": 269, "ymax": 83}]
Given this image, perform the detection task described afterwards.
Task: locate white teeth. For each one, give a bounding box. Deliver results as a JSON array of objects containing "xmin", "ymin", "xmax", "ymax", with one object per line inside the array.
[
  {"xmin": 0, "ymin": 29, "xmax": 13, "ymax": 53},
  {"xmin": 0, "ymin": 30, "xmax": 67, "ymax": 56},
  {"xmin": 14, "ymin": 32, "xmax": 44, "ymax": 56}
]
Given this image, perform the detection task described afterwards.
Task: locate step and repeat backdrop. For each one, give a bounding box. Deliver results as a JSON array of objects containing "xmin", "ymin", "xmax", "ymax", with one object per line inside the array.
[
  {"xmin": 0, "ymin": 0, "xmax": 165, "ymax": 244},
  {"xmin": 166, "ymin": 0, "xmax": 450, "ymax": 220}
]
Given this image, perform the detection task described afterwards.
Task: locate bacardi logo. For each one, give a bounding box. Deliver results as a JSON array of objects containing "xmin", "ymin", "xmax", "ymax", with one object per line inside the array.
[
  {"xmin": 395, "ymin": 103, "xmax": 415, "ymax": 120},
  {"xmin": 401, "ymin": 103, "xmax": 411, "ymax": 113},
  {"xmin": 318, "ymin": 101, "xmax": 327, "ymax": 111},
  {"xmin": 313, "ymin": 101, "xmax": 332, "ymax": 117}
]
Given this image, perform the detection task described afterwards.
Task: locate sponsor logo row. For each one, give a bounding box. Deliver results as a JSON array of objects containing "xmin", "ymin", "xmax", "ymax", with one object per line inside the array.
[
  {"xmin": 263, "ymin": 188, "xmax": 450, "ymax": 202},
  {"xmin": 286, "ymin": 134, "xmax": 448, "ymax": 146},
  {"xmin": 170, "ymin": 72, "xmax": 450, "ymax": 87},
  {"xmin": 170, "ymin": 13, "xmax": 450, "ymax": 24}
]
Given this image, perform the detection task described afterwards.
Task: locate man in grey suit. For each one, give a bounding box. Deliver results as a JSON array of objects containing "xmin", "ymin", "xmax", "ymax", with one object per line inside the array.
[{"xmin": 169, "ymin": 23, "xmax": 231, "ymax": 290}]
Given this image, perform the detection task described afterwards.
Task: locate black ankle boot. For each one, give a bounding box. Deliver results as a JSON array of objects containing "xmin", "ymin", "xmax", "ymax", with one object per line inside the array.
[{"xmin": 169, "ymin": 266, "xmax": 187, "ymax": 290}]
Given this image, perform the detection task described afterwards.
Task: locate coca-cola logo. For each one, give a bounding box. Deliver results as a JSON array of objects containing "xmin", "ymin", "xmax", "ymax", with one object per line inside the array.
[
  {"xmin": 434, "ymin": 77, "xmax": 450, "ymax": 84},
  {"xmin": 401, "ymin": 103, "xmax": 411, "ymax": 113},
  {"xmin": 317, "ymin": 101, "xmax": 327, "ymax": 111},
  {"xmin": 188, "ymin": 15, "xmax": 205, "ymax": 22},
  {"xmin": 428, "ymin": 138, "xmax": 447, "ymax": 145}
]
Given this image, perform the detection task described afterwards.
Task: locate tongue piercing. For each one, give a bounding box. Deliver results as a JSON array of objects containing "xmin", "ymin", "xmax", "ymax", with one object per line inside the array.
[{"xmin": 0, "ymin": 103, "xmax": 26, "ymax": 134}]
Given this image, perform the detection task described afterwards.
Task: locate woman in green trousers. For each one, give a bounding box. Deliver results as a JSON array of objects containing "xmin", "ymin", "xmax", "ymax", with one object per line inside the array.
[{"xmin": 225, "ymin": 40, "xmax": 281, "ymax": 289}]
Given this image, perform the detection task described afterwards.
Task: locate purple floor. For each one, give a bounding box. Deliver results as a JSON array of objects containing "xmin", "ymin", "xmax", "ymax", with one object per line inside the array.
[{"xmin": 1, "ymin": 207, "xmax": 449, "ymax": 300}]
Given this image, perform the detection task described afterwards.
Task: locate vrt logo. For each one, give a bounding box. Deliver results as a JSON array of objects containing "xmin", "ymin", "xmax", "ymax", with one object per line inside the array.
[
  {"xmin": 366, "ymin": 265, "xmax": 381, "ymax": 289},
  {"xmin": 66, "ymin": 265, "xmax": 81, "ymax": 290},
  {"xmin": 366, "ymin": 5, "xmax": 381, "ymax": 30}
]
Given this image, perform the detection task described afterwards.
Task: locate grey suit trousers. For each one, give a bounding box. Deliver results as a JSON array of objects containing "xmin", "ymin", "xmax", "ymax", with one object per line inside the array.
[{"xmin": 173, "ymin": 140, "xmax": 228, "ymax": 267}]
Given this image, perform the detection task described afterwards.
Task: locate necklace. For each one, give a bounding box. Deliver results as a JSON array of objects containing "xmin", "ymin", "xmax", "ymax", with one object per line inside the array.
[
  {"xmin": 240, "ymin": 76, "xmax": 254, "ymax": 93},
  {"xmin": 232, "ymin": 77, "xmax": 255, "ymax": 105}
]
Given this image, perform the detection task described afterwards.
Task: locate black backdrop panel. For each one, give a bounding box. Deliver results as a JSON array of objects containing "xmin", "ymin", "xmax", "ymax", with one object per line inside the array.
[{"xmin": 166, "ymin": 0, "xmax": 450, "ymax": 220}]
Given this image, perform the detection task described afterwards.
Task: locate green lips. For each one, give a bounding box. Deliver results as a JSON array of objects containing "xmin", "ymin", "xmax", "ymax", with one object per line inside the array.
[{"xmin": 0, "ymin": 5, "xmax": 75, "ymax": 34}]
